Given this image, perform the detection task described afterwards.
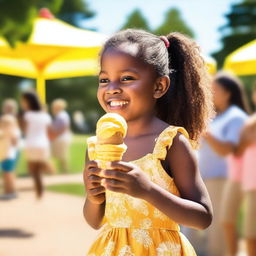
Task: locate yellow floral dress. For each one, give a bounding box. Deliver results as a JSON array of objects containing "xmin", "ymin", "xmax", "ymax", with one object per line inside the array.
[{"xmin": 87, "ymin": 126, "xmax": 197, "ymax": 256}]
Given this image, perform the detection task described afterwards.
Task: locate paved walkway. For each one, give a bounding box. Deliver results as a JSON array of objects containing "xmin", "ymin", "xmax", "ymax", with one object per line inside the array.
[
  {"xmin": 15, "ymin": 173, "xmax": 83, "ymax": 191},
  {"xmin": 0, "ymin": 174, "xmax": 99, "ymax": 256},
  {"xmin": 0, "ymin": 174, "xmax": 248, "ymax": 256}
]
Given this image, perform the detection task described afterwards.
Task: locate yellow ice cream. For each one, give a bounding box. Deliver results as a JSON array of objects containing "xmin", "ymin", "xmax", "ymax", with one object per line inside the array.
[{"xmin": 87, "ymin": 113, "xmax": 127, "ymax": 169}]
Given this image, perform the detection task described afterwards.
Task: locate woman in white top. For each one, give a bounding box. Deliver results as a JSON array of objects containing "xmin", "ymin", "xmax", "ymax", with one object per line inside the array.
[
  {"xmin": 21, "ymin": 91, "xmax": 51, "ymax": 198},
  {"xmin": 50, "ymin": 99, "xmax": 72, "ymax": 173}
]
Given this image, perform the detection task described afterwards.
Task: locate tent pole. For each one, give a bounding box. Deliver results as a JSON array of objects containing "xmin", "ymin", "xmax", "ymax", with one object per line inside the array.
[{"xmin": 36, "ymin": 76, "xmax": 46, "ymax": 104}]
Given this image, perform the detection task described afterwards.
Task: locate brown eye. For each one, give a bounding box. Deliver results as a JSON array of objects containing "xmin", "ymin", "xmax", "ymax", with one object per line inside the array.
[
  {"xmin": 121, "ymin": 76, "xmax": 135, "ymax": 81},
  {"xmin": 99, "ymin": 78, "xmax": 109, "ymax": 84}
]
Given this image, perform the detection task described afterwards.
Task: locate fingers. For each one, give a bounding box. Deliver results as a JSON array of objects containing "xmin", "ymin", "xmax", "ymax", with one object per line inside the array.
[
  {"xmin": 86, "ymin": 160, "xmax": 99, "ymax": 169},
  {"xmin": 102, "ymin": 178, "xmax": 124, "ymax": 188},
  {"xmin": 89, "ymin": 186, "xmax": 105, "ymax": 196},
  {"xmin": 102, "ymin": 178, "xmax": 126, "ymax": 193},
  {"xmin": 85, "ymin": 161, "xmax": 102, "ymax": 178},
  {"xmin": 88, "ymin": 175, "xmax": 102, "ymax": 183},
  {"xmin": 101, "ymin": 169, "xmax": 127, "ymax": 181},
  {"xmin": 104, "ymin": 185, "xmax": 126, "ymax": 193},
  {"xmin": 110, "ymin": 161, "xmax": 134, "ymax": 172}
]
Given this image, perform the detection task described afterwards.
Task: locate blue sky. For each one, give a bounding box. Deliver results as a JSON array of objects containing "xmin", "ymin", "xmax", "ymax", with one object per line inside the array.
[{"xmin": 83, "ymin": 0, "xmax": 241, "ymax": 55}]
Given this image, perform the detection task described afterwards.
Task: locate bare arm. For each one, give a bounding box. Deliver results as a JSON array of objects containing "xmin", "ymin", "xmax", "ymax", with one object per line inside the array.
[
  {"xmin": 83, "ymin": 152, "xmax": 106, "ymax": 229},
  {"xmin": 203, "ymin": 132, "xmax": 235, "ymax": 156},
  {"xmin": 144, "ymin": 134, "xmax": 213, "ymax": 229},
  {"xmin": 235, "ymin": 116, "xmax": 256, "ymax": 156},
  {"xmin": 102, "ymin": 133, "xmax": 213, "ymax": 230}
]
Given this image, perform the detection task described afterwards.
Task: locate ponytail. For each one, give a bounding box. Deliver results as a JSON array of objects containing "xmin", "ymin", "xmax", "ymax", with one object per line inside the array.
[
  {"xmin": 101, "ymin": 29, "xmax": 214, "ymax": 143},
  {"xmin": 156, "ymin": 32, "xmax": 213, "ymax": 142}
]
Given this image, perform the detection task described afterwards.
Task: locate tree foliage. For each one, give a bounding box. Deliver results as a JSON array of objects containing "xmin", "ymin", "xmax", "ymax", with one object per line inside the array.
[
  {"xmin": 212, "ymin": 0, "xmax": 256, "ymax": 67},
  {"xmin": 57, "ymin": 0, "xmax": 95, "ymax": 27},
  {"xmin": 154, "ymin": 8, "xmax": 194, "ymax": 38},
  {"xmin": 0, "ymin": 0, "xmax": 95, "ymax": 46},
  {"xmin": 120, "ymin": 9, "xmax": 150, "ymax": 31}
]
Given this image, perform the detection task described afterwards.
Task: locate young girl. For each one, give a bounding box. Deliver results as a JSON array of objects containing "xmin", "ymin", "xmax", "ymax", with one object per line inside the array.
[
  {"xmin": 21, "ymin": 91, "xmax": 52, "ymax": 198},
  {"xmin": 0, "ymin": 114, "xmax": 20, "ymax": 199},
  {"xmin": 83, "ymin": 29, "xmax": 213, "ymax": 255}
]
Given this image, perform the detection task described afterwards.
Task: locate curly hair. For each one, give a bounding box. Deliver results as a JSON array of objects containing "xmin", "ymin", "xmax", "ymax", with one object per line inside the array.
[{"xmin": 101, "ymin": 29, "xmax": 213, "ymax": 143}]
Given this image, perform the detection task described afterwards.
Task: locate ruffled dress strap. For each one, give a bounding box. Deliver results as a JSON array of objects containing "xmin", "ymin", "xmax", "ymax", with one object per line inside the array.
[{"xmin": 153, "ymin": 126, "xmax": 190, "ymax": 160}]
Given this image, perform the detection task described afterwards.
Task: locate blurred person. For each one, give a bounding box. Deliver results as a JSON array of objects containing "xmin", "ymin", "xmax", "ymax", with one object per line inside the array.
[
  {"xmin": 21, "ymin": 91, "xmax": 52, "ymax": 198},
  {"xmin": 193, "ymin": 72, "xmax": 249, "ymax": 256},
  {"xmin": 2, "ymin": 98, "xmax": 18, "ymax": 116},
  {"xmin": 0, "ymin": 114, "xmax": 20, "ymax": 199},
  {"xmin": 252, "ymin": 82, "xmax": 256, "ymax": 110},
  {"xmin": 49, "ymin": 99, "xmax": 71, "ymax": 173},
  {"xmin": 221, "ymin": 90, "xmax": 256, "ymax": 256}
]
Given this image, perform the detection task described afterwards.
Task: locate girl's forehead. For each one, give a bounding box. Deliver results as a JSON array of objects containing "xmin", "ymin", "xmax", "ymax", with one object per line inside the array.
[
  {"xmin": 104, "ymin": 43, "xmax": 140, "ymax": 57},
  {"xmin": 100, "ymin": 47, "xmax": 148, "ymax": 71}
]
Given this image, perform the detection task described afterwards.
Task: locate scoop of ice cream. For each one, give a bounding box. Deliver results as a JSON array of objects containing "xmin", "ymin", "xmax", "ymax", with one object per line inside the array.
[{"xmin": 96, "ymin": 113, "xmax": 127, "ymax": 145}]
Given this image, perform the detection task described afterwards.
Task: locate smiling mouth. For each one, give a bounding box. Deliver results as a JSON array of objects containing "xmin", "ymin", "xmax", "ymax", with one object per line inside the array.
[{"xmin": 107, "ymin": 100, "xmax": 129, "ymax": 108}]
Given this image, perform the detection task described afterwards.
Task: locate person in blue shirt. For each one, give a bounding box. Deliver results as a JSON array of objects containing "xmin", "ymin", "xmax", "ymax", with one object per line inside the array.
[{"xmin": 186, "ymin": 72, "xmax": 249, "ymax": 256}]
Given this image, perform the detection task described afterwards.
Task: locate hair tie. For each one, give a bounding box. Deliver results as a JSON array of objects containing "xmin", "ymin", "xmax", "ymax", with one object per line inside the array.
[{"xmin": 159, "ymin": 36, "xmax": 170, "ymax": 48}]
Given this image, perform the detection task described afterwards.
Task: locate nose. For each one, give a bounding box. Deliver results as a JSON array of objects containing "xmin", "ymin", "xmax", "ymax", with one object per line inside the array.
[{"xmin": 106, "ymin": 82, "xmax": 122, "ymax": 95}]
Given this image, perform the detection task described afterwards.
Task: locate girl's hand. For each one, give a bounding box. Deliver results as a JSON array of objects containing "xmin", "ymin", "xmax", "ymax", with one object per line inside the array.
[
  {"xmin": 83, "ymin": 161, "xmax": 106, "ymax": 204},
  {"xmin": 101, "ymin": 161, "xmax": 153, "ymax": 199}
]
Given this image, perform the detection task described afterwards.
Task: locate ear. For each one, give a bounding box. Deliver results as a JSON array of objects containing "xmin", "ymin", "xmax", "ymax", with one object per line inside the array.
[{"xmin": 153, "ymin": 75, "xmax": 170, "ymax": 99}]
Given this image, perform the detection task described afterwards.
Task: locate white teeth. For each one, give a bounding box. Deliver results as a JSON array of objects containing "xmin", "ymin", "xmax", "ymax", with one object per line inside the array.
[{"xmin": 109, "ymin": 101, "xmax": 128, "ymax": 107}]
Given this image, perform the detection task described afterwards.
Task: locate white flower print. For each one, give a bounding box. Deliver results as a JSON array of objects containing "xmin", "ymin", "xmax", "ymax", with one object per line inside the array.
[
  {"xmin": 132, "ymin": 229, "xmax": 153, "ymax": 248},
  {"xmin": 129, "ymin": 197, "xmax": 149, "ymax": 216},
  {"xmin": 101, "ymin": 240, "xmax": 115, "ymax": 256},
  {"xmin": 153, "ymin": 208, "xmax": 167, "ymax": 221},
  {"xmin": 107, "ymin": 192, "xmax": 127, "ymax": 215},
  {"xmin": 111, "ymin": 216, "xmax": 132, "ymax": 228},
  {"xmin": 118, "ymin": 245, "xmax": 135, "ymax": 256},
  {"xmin": 156, "ymin": 241, "xmax": 181, "ymax": 256},
  {"xmin": 140, "ymin": 218, "xmax": 152, "ymax": 229}
]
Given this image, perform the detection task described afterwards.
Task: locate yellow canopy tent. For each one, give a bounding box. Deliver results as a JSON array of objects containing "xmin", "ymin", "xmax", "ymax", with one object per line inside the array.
[
  {"xmin": 204, "ymin": 55, "xmax": 217, "ymax": 75},
  {"xmin": 0, "ymin": 12, "xmax": 216, "ymax": 103},
  {"xmin": 0, "ymin": 15, "xmax": 107, "ymax": 103},
  {"xmin": 224, "ymin": 39, "xmax": 256, "ymax": 76}
]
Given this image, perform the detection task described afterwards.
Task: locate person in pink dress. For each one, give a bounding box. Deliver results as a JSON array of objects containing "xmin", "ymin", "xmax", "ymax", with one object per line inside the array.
[{"xmin": 221, "ymin": 84, "xmax": 256, "ymax": 256}]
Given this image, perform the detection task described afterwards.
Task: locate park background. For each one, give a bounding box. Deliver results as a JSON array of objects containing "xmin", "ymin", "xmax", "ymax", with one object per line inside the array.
[{"xmin": 0, "ymin": 0, "xmax": 255, "ymax": 255}]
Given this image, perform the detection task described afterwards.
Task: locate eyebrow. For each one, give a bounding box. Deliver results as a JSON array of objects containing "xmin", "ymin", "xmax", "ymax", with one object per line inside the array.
[
  {"xmin": 99, "ymin": 68, "xmax": 139, "ymax": 75},
  {"xmin": 120, "ymin": 68, "xmax": 140, "ymax": 74}
]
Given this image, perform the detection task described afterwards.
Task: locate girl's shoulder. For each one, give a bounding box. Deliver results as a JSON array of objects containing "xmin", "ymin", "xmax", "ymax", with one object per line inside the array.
[{"xmin": 153, "ymin": 125, "xmax": 193, "ymax": 160}]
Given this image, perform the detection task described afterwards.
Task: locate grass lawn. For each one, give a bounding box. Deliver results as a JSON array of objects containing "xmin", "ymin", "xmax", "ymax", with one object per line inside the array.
[
  {"xmin": 47, "ymin": 183, "xmax": 85, "ymax": 197},
  {"xmin": 16, "ymin": 134, "xmax": 90, "ymax": 176}
]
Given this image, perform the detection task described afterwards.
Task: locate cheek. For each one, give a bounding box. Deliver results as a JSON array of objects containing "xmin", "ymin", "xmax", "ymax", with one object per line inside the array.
[{"xmin": 97, "ymin": 88, "xmax": 106, "ymax": 109}]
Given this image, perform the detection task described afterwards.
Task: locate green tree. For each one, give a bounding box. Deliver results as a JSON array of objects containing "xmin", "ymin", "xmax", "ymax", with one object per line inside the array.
[
  {"xmin": 212, "ymin": 0, "xmax": 256, "ymax": 68},
  {"xmin": 0, "ymin": 0, "xmax": 98, "ymax": 132},
  {"xmin": 154, "ymin": 8, "xmax": 194, "ymax": 38},
  {"xmin": 0, "ymin": 0, "xmax": 62, "ymax": 46},
  {"xmin": 57, "ymin": 0, "xmax": 95, "ymax": 27},
  {"xmin": 120, "ymin": 9, "xmax": 150, "ymax": 31},
  {"xmin": 0, "ymin": 0, "xmax": 95, "ymax": 46}
]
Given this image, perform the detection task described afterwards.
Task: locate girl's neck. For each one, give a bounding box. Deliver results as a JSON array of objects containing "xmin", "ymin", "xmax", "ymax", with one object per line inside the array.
[
  {"xmin": 126, "ymin": 115, "xmax": 167, "ymax": 138},
  {"xmin": 216, "ymin": 104, "xmax": 230, "ymax": 115}
]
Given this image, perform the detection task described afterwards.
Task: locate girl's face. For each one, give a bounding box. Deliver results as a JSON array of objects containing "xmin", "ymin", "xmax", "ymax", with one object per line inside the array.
[
  {"xmin": 212, "ymin": 81, "xmax": 230, "ymax": 110},
  {"xmin": 20, "ymin": 97, "xmax": 29, "ymax": 111},
  {"xmin": 98, "ymin": 48, "xmax": 162, "ymax": 122}
]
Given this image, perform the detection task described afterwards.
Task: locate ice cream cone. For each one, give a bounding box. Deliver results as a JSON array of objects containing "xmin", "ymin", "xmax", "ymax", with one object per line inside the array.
[{"xmin": 86, "ymin": 113, "xmax": 127, "ymax": 170}]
